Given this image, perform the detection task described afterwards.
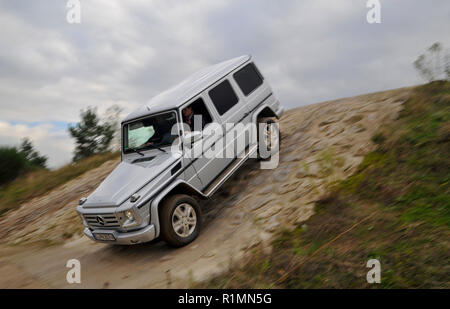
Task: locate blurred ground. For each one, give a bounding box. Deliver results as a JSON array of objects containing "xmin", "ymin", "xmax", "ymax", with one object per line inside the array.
[
  {"xmin": 198, "ymin": 82, "xmax": 449, "ymax": 288},
  {"xmin": 0, "ymin": 86, "xmax": 412, "ymax": 288}
]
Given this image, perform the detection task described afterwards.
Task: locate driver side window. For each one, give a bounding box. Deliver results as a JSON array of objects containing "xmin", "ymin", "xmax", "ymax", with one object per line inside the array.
[{"xmin": 181, "ymin": 98, "xmax": 213, "ymax": 134}]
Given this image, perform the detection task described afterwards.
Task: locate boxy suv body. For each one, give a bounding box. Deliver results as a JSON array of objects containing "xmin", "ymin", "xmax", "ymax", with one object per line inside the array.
[{"xmin": 76, "ymin": 55, "xmax": 284, "ymax": 246}]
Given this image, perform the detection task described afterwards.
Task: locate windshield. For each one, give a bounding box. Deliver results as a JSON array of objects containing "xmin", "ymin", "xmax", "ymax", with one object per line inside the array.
[{"xmin": 123, "ymin": 111, "xmax": 179, "ymax": 153}]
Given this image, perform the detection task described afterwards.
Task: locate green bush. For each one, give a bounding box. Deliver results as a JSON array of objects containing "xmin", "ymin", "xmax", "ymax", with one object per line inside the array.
[{"xmin": 0, "ymin": 147, "xmax": 27, "ymax": 186}]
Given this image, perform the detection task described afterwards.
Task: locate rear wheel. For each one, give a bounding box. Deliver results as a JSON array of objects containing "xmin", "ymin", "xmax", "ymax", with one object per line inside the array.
[
  {"xmin": 160, "ymin": 194, "xmax": 202, "ymax": 247},
  {"xmin": 257, "ymin": 118, "xmax": 280, "ymax": 160}
]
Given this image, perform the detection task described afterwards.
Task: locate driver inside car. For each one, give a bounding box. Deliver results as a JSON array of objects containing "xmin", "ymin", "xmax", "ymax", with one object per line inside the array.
[
  {"xmin": 141, "ymin": 115, "xmax": 178, "ymax": 148},
  {"xmin": 182, "ymin": 106, "xmax": 206, "ymax": 133}
]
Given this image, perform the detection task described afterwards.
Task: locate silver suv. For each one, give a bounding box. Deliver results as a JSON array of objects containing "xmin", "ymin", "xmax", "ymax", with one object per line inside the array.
[{"xmin": 76, "ymin": 55, "xmax": 284, "ymax": 247}]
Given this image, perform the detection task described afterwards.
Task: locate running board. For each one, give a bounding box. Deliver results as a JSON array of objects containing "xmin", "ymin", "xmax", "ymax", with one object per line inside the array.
[{"xmin": 203, "ymin": 144, "xmax": 258, "ymax": 197}]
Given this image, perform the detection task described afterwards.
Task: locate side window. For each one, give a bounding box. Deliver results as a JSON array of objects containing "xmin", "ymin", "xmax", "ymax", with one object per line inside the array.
[
  {"xmin": 208, "ymin": 80, "xmax": 239, "ymax": 116},
  {"xmin": 182, "ymin": 98, "xmax": 212, "ymax": 133},
  {"xmin": 233, "ymin": 63, "xmax": 263, "ymax": 96}
]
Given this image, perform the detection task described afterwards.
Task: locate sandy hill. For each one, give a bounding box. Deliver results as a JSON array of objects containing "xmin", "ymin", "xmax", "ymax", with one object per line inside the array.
[{"xmin": 0, "ymin": 86, "xmax": 412, "ymax": 288}]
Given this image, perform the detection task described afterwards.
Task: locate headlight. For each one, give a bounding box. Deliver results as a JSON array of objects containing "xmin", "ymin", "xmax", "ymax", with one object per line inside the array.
[{"xmin": 125, "ymin": 210, "xmax": 135, "ymax": 221}]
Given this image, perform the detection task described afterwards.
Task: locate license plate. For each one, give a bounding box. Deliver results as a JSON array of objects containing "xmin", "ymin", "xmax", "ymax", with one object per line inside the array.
[{"xmin": 93, "ymin": 233, "xmax": 116, "ymax": 241}]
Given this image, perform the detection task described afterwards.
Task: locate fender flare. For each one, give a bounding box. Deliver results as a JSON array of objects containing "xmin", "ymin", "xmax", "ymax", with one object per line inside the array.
[
  {"xmin": 252, "ymin": 104, "xmax": 278, "ymax": 124},
  {"xmin": 150, "ymin": 179, "xmax": 205, "ymax": 238}
]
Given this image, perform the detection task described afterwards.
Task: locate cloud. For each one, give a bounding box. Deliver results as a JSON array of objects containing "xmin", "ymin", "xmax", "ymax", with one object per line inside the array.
[{"xmin": 0, "ymin": 0, "xmax": 449, "ymax": 167}]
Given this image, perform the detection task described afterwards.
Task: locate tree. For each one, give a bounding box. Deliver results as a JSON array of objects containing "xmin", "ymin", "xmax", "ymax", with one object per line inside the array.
[
  {"xmin": 0, "ymin": 147, "xmax": 26, "ymax": 185},
  {"xmin": 445, "ymin": 53, "xmax": 450, "ymax": 80},
  {"xmin": 19, "ymin": 138, "xmax": 48, "ymax": 168},
  {"xmin": 414, "ymin": 54, "xmax": 434, "ymax": 82},
  {"xmin": 428, "ymin": 42, "xmax": 442, "ymax": 78},
  {"xmin": 68, "ymin": 107, "xmax": 115, "ymax": 161},
  {"xmin": 414, "ymin": 42, "xmax": 449, "ymax": 82}
]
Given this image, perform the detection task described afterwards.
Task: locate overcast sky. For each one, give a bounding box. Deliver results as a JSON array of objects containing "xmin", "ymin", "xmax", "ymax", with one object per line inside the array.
[{"xmin": 0, "ymin": 0, "xmax": 449, "ymax": 168}]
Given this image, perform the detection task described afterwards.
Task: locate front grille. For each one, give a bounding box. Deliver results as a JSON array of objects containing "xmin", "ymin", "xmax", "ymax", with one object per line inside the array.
[{"xmin": 83, "ymin": 213, "xmax": 120, "ymax": 229}]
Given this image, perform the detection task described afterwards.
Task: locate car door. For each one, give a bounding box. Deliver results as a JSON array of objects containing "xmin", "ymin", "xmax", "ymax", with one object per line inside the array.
[
  {"xmin": 197, "ymin": 77, "xmax": 249, "ymax": 188},
  {"xmin": 180, "ymin": 96, "xmax": 222, "ymax": 190}
]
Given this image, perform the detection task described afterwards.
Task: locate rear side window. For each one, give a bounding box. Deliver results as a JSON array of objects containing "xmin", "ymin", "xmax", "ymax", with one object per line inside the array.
[
  {"xmin": 209, "ymin": 80, "xmax": 239, "ymax": 116},
  {"xmin": 233, "ymin": 63, "xmax": 263, "ymax": 96}
]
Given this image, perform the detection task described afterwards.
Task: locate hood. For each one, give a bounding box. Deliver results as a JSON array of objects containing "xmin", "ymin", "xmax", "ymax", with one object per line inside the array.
[{"xmin": 82, "ymin": 153, "xmax": 179, "ymax": 208}]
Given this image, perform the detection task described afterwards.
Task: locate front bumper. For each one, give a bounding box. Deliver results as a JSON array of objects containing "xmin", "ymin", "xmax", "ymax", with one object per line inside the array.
[{"xmin": 84, "ymin": 224, "xmax": 156, "ymax": 245}]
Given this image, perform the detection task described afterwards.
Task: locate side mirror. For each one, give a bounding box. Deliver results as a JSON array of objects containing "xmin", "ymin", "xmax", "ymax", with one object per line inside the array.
[{"xmin": 183, "ymin": 131, "xmax": 202, "ymax": 146}]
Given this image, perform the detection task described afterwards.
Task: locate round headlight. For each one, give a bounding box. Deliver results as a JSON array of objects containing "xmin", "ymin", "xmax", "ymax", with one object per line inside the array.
[{"xmin": 125, "ymin": 210, "xmax": 134, "ymax": 221}]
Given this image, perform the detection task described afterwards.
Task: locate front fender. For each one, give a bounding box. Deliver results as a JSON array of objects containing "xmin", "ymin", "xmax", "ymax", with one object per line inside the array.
[
  {"xmin": 252, "ymin": 104, "xmax": 280, "ymax": 124},
  {"xmin": 150, "ymin": 179, "xmax": 205, "ymax": 238}
]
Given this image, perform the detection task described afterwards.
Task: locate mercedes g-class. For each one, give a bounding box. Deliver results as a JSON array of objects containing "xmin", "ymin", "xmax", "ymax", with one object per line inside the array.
[{"xmin": 76, "ymin": 55, "xmax": 284, "ymax": 247}]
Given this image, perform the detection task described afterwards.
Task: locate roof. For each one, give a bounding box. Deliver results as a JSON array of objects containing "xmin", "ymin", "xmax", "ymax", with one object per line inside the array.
[{"xmin": 122, "ymin": 55, "xmax": 251, "ymax": 123}]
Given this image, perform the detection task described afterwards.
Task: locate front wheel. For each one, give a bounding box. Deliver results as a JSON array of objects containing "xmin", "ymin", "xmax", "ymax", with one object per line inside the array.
[{"xmin": 160, "ymin": 194, "xmax": 202, "ymax": 247}]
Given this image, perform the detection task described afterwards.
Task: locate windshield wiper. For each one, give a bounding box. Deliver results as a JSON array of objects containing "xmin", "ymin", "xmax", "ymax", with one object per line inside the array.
[
  {"xmin": 129, "ymin": 144, "xmax": 167, "ymax": 156},
  {"xmin": 145, "ymin": 144, "xmax": 167, "ymax": 154},
  {"xmin": 129, "ymin": 147, "xmax": 145, "ymax": 156}
]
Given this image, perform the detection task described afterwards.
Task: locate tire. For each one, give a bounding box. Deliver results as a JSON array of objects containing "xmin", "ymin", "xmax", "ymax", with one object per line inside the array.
[
  {"xmin": 159, "ymin": 194, "xmax": 202, "ymax": 247},
  {"xmin": 257, "ymin": 118, "xmax": 280, "ymax": 160}
]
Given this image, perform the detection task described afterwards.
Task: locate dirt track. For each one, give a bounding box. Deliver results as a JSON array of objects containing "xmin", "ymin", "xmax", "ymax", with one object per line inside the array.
[{"xmin": 0, "ymin": 87, "xmax": 411, "ymax": 288}]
